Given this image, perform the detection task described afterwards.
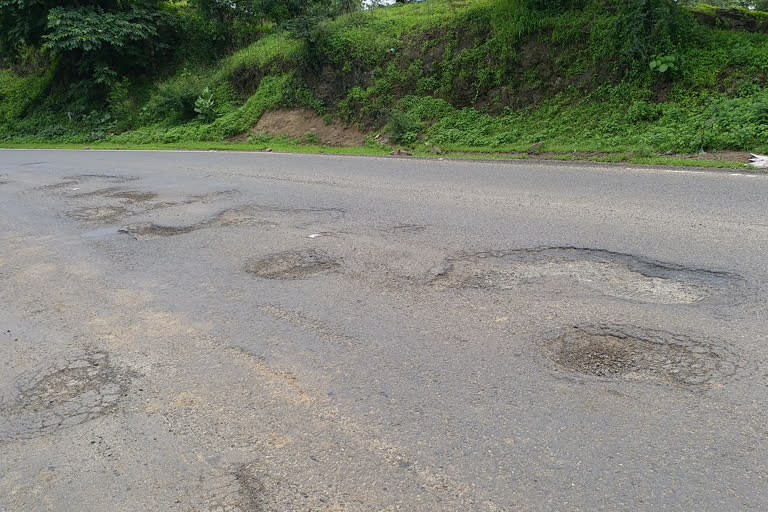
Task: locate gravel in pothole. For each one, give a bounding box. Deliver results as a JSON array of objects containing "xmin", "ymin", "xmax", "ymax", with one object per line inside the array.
[
  {"xmin": 245, "ymin": 249, "xmax": 340, "ymax": 279},
  {"xmin": 544, "ymin": 325, "xmax": 739, "ymax": 387}
]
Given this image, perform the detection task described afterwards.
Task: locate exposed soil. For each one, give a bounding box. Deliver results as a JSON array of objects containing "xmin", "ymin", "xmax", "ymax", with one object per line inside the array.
[
  {"xmin": 676, "ymin": 150, "xmax": 752, "ymax": 162},
  {"xmin": 245, "ymin": 249, "xmax": 340, "ymax": 279},
  {"xmin": 249, "ymin": 109, "xmax": 370, "ymax": 147},
  {"xmin": 545, "ymin": 325, "xmax": 739, "ymax": 387}
]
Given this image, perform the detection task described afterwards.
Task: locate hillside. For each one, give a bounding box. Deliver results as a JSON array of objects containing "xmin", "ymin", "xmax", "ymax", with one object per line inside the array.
[{"xmin": 2, "ymin": 0, "xmax": 768, "ymax": 165}]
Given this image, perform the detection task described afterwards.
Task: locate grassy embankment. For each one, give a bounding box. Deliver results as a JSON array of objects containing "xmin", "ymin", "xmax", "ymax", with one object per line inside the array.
[{"xmin": 2, "ymin": 0, "xmax": 768, "ymax": 168}]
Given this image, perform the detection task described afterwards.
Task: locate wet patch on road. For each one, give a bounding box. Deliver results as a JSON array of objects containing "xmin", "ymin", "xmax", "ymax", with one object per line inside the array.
[
  {"xmin": 544, "ymin": 325, "xmax": 739, "ymax": 387},
  {"xmin": 245, "ymin": 249, "xmax": 340, "ymax": 279},
  {"xmin": 426, "ymin": 247, "xmax": 740, "ymax": 304},
  {"xmin": 0, "ymin": 350, "xmax": 134, "ymax": 440}
]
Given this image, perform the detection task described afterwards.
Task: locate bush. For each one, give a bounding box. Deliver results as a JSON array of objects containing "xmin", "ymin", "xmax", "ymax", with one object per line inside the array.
[{"xmin": 388, "ymin": 110, "xmax": 423, "ymax": 145}]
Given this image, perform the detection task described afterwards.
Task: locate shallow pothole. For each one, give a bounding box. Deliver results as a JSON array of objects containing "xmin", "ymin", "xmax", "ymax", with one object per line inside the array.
[
  {"xmin": 427, "ymin": 247, "xmax": 740, "ymax": 304},
  {"xmin": 544, "ymin": 325, "xmax": 739, "ymax": 387},
  {"xmin": 245, "ymin": 249, "xmax": 340, "ymax": 279},
  {"xmin": 0, "ymin": 351, "xmax": 134, "ymax": 440},
  {"xmin": 118, "ymin": 204, "xmax": 343, "ymax": 240}
]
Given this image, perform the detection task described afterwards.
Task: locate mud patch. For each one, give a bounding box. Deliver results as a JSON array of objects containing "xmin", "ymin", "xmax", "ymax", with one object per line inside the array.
[
  {"xmin": 545, "ymin": 325, "xmax": 739, "ymax": 387},
  {"xmin": 427, "ymin": 247, "xmax": 740, "ymax": 304},
  {"xmin": 245, "ymin": 249, "xmax": 340, "ymax": 279},
  {"xmin": 0, "ymin": 351, "xmax": 134, "ymax": 440}
]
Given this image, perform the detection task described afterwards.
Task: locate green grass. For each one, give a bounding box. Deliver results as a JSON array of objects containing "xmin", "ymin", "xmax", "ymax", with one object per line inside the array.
[
  {"xmin": 3, "ymin": 0, "xmax": 768, "ymax": 163},
  {"xmin": 0, "ymin": 139, "xmax": 750, "ymax": 170}
]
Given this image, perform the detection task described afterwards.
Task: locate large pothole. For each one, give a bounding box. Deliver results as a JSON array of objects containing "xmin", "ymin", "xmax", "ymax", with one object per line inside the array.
[
  {"xmin": 544, "ymin": 325, "xmax": 739, "ymax": 387},
  {"xmin": 0, "ymin": 351, "xmax": 134, "ymax": 440},
  {"xmin": 245, "ymin": 249, "xmax": 340, "ymax": 279},
  {"xmin": 427, "ymin": 247, "xmax": 741, "ymax": 304}
]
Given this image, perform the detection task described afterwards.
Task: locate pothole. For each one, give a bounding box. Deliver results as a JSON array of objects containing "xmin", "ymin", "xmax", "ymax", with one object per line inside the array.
[
  {"xmin": 245, "ymin": 249, "xmax": 340, "ymax": 279},
  {"xmin": 383, "ymin": 224, "xmax": 428, "ymax": 234},
  {"xmin": 69, "ymin": 205, "xmax": 129, "ymax": 223},
  {"xmin": 427, "ymin": 247, "xmax": 740, "ymax": 304},
  {"xmin": 37, "ymin": 174, "xmax": 138, "ymax": 192},
  {"xmin": 65, "ymin": 174, "xmax": 138, "ymax": 183},
  {"xmin": 544, "ymin": 325, "xmax": 739, "ymax": 387},
  {"xmin": 73, "ymin": 187, "xmax": 158, "ymax": 202},
  {"xmin": 0, "ymin": 351, "xmax": 134, "ymax": 440},
  {"xmin": 119, "ymin": 207, "xmax": 277, "ymax": 240},
  {"xmin": 119, "ymin": 204, "xmax": 343, "ymax": 240}
]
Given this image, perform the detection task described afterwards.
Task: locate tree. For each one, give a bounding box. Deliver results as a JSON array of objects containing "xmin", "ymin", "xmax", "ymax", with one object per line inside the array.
[{"xmin": 0, "ymin": 0, "xmax": 174, "ymax": 81}]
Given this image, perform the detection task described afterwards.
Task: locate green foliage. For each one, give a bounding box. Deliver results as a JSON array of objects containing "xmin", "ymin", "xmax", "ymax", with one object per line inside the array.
[
  {"xmin": 649, "ymin": 54, "xmax": 678, "ymax": 74},
  {"xmin": 5, "ymin": 0, "xmax": 768, "ymax": 159},
  {"xmin": 212, "ymin": 33, "xmax": 306, "ymax": 84},
  {"xmin": 388, "ymin": 110, "xmax": 423, "ymax": 145},
  {"xmin": 194, "ymin": 87, "xmax": 217, "ymax": 122},
  {"xmin": 608, "ymin": 0, "xmax": 698, "ymax": 76},
  {"xmin": 43, "ymin": 4, "xmax": 174, "ymax": 84},
  {"xmin": 0, "ymin": 62, "xmax": 56, "ymax": 125},
  {"xmin": 139, "ymin": 69, "xmax": 209, "ymax": 125},
  {"xmin": 106, "ymin": 78, "xmax": 134, "ymax": 131}
]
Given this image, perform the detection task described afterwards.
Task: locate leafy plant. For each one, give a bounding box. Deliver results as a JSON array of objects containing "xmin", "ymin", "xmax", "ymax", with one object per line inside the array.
[
  {"xmin": 649, "ymin": 54, "xmax": 678, "ymax": 74},
  {"xmin": 194, "ymin": 87, "xmax": 217, "ymax": 122}
]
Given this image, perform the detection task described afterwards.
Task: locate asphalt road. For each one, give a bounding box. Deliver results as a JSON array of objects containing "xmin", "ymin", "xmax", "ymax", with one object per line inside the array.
[{"xmin": 0, "ymin": 149, "xmax": 766, "ymax": 512}]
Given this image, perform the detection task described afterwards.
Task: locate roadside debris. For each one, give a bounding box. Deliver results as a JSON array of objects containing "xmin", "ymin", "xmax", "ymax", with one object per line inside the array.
[{"xmin": 748, "ymin": 153, "xmax": 768, "ymax": 168}]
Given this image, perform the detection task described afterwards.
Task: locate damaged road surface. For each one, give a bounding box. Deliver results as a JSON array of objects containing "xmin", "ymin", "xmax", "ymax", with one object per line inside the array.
[{"xmin": 1, "ymin": 150, "xmax": 767, "ymax": 512}]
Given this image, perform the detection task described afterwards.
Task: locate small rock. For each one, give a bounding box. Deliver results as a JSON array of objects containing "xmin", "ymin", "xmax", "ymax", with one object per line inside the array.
[
  {"xmin": 527, "ymin": 142, "xmax": 544, "ymax": 153},
  {"xmin": 264, "ymin": 147, "xmax": 273, "ymax": 152},
  {"xmin": 390, "ymin": 149, "xmax": 412, "ymax": 156}
]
